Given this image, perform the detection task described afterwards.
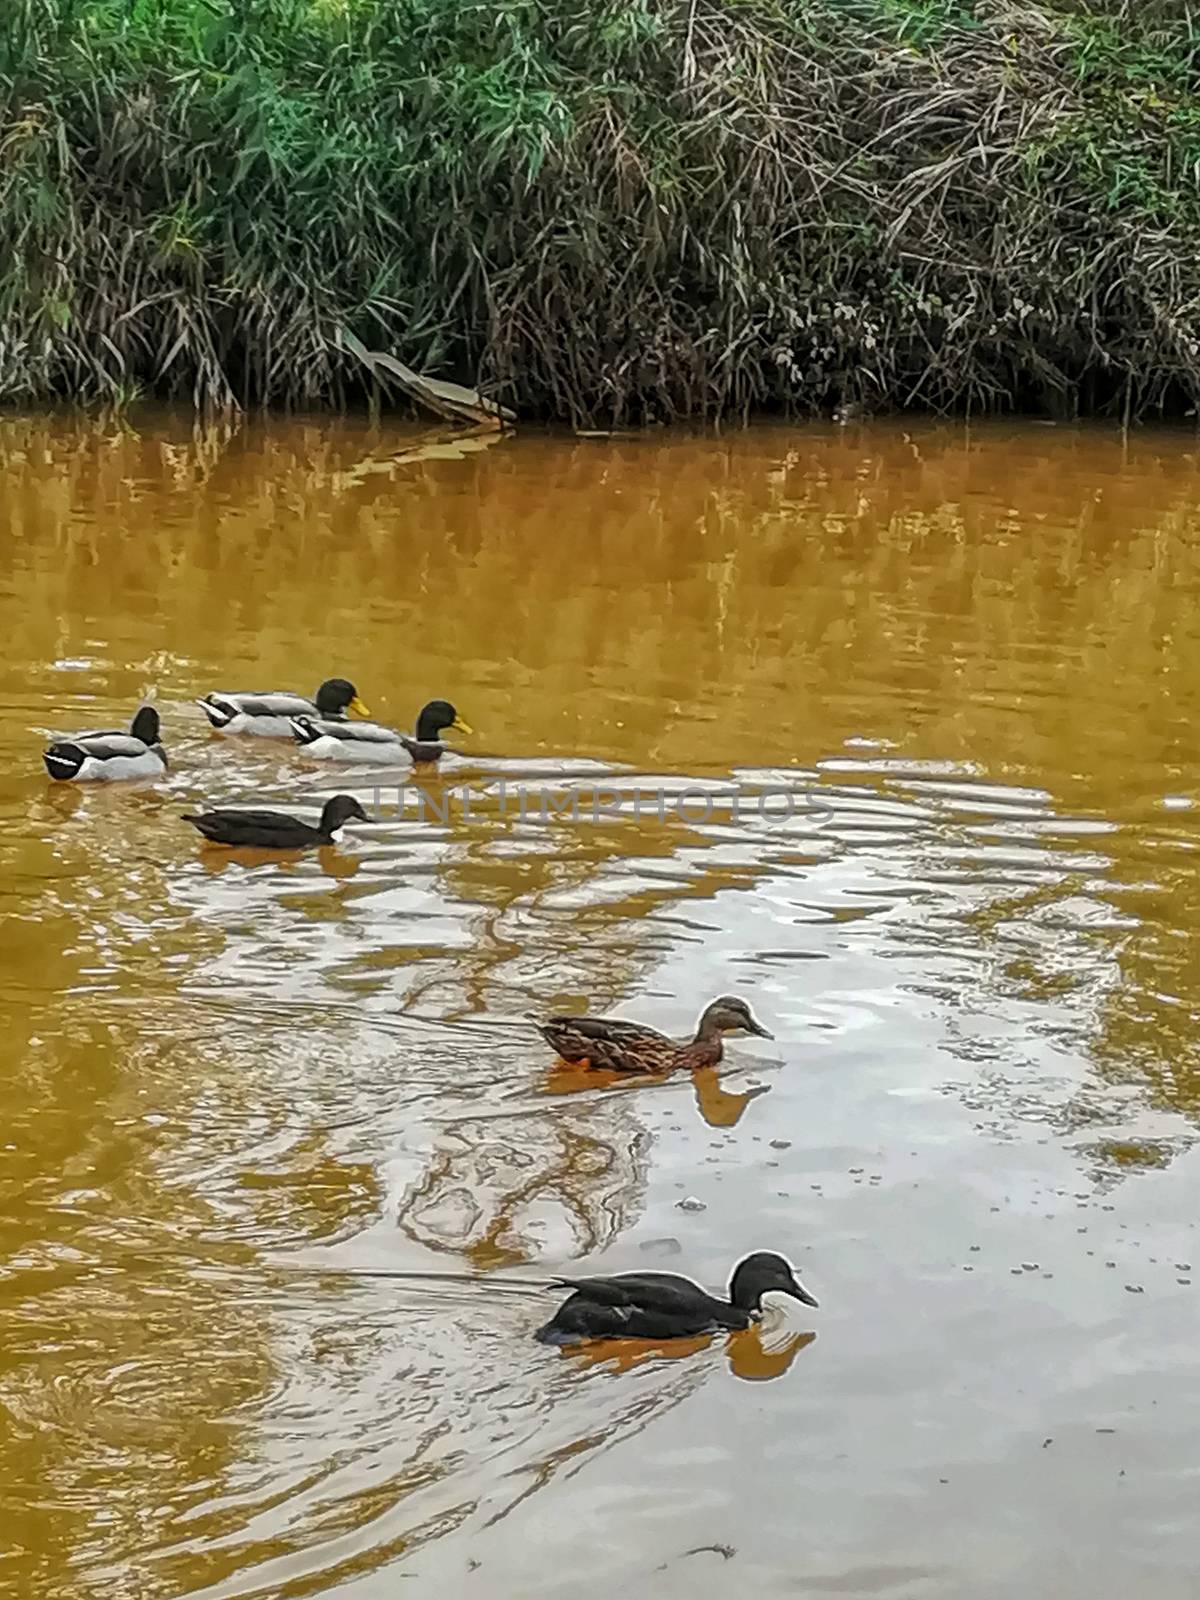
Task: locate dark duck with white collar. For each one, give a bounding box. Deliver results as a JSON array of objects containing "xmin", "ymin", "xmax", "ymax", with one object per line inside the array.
[
  {"xmin": 182, "ymin": 794, "xmax": 368, "ymax": 849},
  {"xmin": 535, "ymin": 1251, "xmax": 818, "ymax": 1346}
]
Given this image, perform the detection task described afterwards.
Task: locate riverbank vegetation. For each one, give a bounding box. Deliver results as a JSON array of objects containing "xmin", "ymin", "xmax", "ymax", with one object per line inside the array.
[{"xmin": 3, "ymin": 0, "xmax": 1199, "ymax": 423}]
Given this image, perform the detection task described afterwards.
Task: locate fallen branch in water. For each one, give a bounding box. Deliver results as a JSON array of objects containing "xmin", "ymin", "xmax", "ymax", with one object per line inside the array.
[{"xmin": 338, "ymin": 328, "xmax": 515, "ymax": 430}]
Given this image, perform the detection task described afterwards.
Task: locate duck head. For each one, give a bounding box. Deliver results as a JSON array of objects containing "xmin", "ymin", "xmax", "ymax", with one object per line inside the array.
[
  {"xmin": 696, "ymin": 995, "xmax": 772, "ymax": 1041},
  {"xmin": 730, "ymin": 1251, "xmax": 818, "ymax": 1312},
  {"xmin": 315, "ymin": 678, "xmax": 370, "ymax": 718},
  {"xmin": 130, "ymin": 705, "xmax": 161, "ymax": 745},
  {"xmin": 415, "ymin": 699, "xmax": 473, "ymax": 742},
  {"xmin": 319, "ymin": 794, "xmax": 370, "ymax": 833}
]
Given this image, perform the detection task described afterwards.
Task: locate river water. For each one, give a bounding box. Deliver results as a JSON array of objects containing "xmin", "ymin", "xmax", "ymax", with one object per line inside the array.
[{"xmin": 2, "ymin": 413, "xmax": 1199, "ymax": 1600}]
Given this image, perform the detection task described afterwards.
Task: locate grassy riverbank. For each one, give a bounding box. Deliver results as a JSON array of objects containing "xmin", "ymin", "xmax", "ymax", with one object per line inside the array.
[{"xmin": 3, "ymin": 0, "xmax": 1199, "ymax": 423}]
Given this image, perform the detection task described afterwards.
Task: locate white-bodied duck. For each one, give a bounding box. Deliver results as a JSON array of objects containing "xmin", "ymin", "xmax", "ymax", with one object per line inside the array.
[
  {"xmin": 197, "ymin": 677, "xmax": 369, "ymax": 737},
  {"xmin": 290, "ymin": 698, "xmax": 471, "ymax": 764},
  {"xmin": 43, "ymin": 705, "xmax": 167, "ymax": 782}
]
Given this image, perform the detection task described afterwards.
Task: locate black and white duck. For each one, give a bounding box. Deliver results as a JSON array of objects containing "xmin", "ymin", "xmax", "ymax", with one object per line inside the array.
[
  {"xmin": 290, "ymin": 698, "xmax": 472, "ymax": 764},
  {"xmin": 196, "ymin": 677, "xmax": 369, "ymax": 737},
  {"xmin": 43, "ymin": 705, "xmax": 167, "ymax": 782},
  {"xmin": 534, "ymin": 1251, "xmax": 817, "ymax": 1346},
  {"xmin": 182, "ymin": 794, "xmax": 369, "ymax": 849}
]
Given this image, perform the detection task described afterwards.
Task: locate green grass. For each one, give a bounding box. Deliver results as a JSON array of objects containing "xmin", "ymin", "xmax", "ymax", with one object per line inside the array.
[{"xmin": 3, "ymin": 0, "xmax": 1200, "ymax": 422}]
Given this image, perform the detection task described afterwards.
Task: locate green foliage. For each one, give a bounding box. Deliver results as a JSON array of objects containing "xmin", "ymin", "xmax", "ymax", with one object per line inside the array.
[{"xmin": 2, "ymin": 0, "xmax": 1200, "ymax": 420}]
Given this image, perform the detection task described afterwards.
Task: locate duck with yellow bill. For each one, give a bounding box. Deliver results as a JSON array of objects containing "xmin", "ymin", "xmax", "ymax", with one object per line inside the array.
[
  {"xmin": 290, "ymin": 698, "xmax": 472, "ymax": 764},
  {"xmin": 197, "ymin": 677, "xmax": 370, "ymax": 736}
]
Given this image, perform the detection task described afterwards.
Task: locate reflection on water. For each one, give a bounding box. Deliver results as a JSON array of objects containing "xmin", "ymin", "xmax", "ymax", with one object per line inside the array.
[
  {"xmin": 2, "ymin": 414, "xmax": 1200, "ymax": 1598},
  {"xmin": 543, "ymin": 1061, "xmax": 771, "ymax": 1130},
  {"xmin": 561, "ymin": 1323, "xmax": 815, "ymax": 1380}
]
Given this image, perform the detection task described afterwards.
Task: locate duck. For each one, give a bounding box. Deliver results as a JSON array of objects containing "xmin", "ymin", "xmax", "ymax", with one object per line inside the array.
[
  {"xmin": 196, "ymin": 678, "xmax": 369, "ymax": 737},
  {"xmin": 43, "ymin": 705, "xmax": 167, "ymax": 782},
  {"xmin": 290, "ymin": 699, "xmax": 472, "ymax": 764},
  {"xmin": 182, "ymin": 793, "xmax": 369, "ymax": 849},
  {"xmin": 535, "ymin": 1251, "xmax": 818, "ymax": 1346},
  {"xmin": 539, "ymin": 995, "xmax": 771, "ymax": 1074}
]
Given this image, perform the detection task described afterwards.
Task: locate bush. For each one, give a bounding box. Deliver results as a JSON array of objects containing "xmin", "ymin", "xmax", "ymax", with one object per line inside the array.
[{"xmin": 3, "ymin": 0, "xmax": 1200, "ymax": 422}]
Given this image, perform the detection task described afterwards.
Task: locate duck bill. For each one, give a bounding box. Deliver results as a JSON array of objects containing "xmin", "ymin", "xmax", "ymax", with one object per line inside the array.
[
  {"xmin": 747, "ymin": 1017, "xmax": 773, "ymax": 1039},
  {"xmin": 450, "ymin": 717, "xmax": 473, "ymax": 736},
  {"xmin": 788, "ymin": 1277, "xmax": 819, "ymax": 1309},
  {"xmin": 349, "ymin": 696, "xmax": 371, "ymax": 717}
]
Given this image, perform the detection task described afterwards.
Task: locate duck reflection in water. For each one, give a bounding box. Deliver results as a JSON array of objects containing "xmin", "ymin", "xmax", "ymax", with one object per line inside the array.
[
  {"xmin": 543, "ymin": 1059, "xmax": 769, "ymax": 1129},
  {"xmin": 690, "ymin": 1065, "xmax": 770, "ymax": 1128},
  {"xmin": 560, "ymin": 1322, "xmax": 815, "ymax": 1381},
  {"xmin": 37, "ymin": 779, "xmax": 167, "ymax": 826},
  {"xmin": 726, "ymin": 1324, "xmax": 816, "ymax": 1381},
  {"xmin": 196, "ymin": 844, "xmax": 363, "ymax": 880}
]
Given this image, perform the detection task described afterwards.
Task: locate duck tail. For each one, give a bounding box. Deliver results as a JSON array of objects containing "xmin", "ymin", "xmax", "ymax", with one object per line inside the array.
[
  {"xmin": 196, "ymin": 696, "xmax": 233, "ymax": 729},
  {"xmin": 43, "ymin": 745, "xmax": 81, "ymax": 780}
]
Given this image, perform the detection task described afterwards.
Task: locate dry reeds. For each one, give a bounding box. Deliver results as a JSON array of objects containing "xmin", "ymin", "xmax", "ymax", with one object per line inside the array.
[{"xmin": 2, "ymin": 0, "xmax": 1198, "ymax": 422}]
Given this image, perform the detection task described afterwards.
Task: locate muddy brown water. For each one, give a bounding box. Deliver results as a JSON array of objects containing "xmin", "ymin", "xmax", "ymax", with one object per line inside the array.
[{"xmin": 2, "ymin": 413, "xmax": 1200, "ymax": 1600}]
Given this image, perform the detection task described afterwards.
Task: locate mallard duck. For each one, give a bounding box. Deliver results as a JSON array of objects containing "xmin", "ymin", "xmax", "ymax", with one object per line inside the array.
[
  {"xmin": 43, "ymin": 705, "xmax": 167, "ymax": 782},
  {"xmin": 182, "ymin": 793, "xmax": 369, "ymax": 849},
  {"xmin": 539, "ymin": 995, "xmax": 771, "ymax": 1074},
  {"xmin": 196, "ymin": 678, "xmax": 369, "ymax": 737},
  {"xmin": 535, "ymin": 1251, "xmax": 818, "ymax": 1346},
  {"xmin": 290, "ymin": 699, "xmax": 472, "ymax": 764}
]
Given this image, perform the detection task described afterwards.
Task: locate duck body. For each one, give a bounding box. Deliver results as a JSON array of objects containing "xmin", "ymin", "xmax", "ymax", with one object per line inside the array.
[
  {"xmin": 535, "ymin": 1251, "xmax": 817, "ymax": 1346},
  {"xmin": 540, "ymin": 995, "xmax": 771, "ymax": 1074},
  {"xmin": 43, "ymin": 706, "xmax": 166, "ymax": 782},
  {"xmin": 540, "ymin": 1014, "xmax": 680, "ymax": 1073},
  {"xmin": 290, "ymin": 715, "xmax": 412, "ymax": 764},
  {"xmin": 290, "ymin": 699, "xmax": 472, "ymax": 765},
  {"xmin": 182, "ymin": 794, "xmax": 368, "ymax": 849},
  {"xmin": 197, "ymin": 678, "xmax": 368, "ymax": 737}
]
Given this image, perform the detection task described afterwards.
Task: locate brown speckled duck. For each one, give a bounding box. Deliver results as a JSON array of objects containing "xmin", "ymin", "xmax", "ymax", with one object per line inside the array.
[{"xmin": 539, "ymin": 995, "xmax": 771, "ymax": 1074}]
